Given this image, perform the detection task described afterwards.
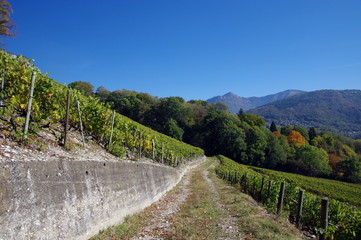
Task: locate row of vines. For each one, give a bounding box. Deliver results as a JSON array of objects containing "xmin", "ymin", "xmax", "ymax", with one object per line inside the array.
[
  {"xmin": 215, "ymin": 155, "xmax": 361, "ymax": 240},
  {"xmin": 0, "ymin": 50, "xmax": 204, "ymax": 165}
]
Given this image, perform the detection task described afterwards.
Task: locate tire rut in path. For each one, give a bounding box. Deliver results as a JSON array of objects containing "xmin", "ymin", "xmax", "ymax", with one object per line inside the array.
[
  {"xmin": 132, "ymin": 159, "xmax": 243, "ymax": 240},
  {"xmin": 132, "ymin": 168, "xmax": 194, "ymax": 239},
  {"xmin": 202, "ymin": 163, "xmax": 244, "ymax": 240}
]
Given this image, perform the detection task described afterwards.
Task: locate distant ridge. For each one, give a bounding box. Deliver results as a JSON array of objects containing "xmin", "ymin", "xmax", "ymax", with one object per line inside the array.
[
  {"xmin": 206, "ymin": 90, "xmax": 304, "ymax": 113},
  {"xmin": 248, "ymin": 89, "xmax": 361, "ymax": 139}
]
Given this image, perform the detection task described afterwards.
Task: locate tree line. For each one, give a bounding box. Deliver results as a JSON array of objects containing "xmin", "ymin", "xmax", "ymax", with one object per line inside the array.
[{"xmin": 69, "ymin": 81, "xmax": 361, "ymax": 183}]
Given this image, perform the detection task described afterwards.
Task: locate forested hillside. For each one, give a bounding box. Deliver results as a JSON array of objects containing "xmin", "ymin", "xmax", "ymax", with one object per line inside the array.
[
  {"xmin": 248, "ymin": 90, "xmax": 361, "ymax": 139},
  {"xmin": 70, "ymin": 83, "xmax": 361, "ymax": 184}
]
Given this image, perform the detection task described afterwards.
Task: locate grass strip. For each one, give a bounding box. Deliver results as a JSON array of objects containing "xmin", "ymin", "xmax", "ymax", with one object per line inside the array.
[
  {"xmin": 166, "ymin": 160, "xmax": 223, "ymax": 240},
  {"xmin": 89, "ymin": 211, "xmax": 152, "ymax": 240},
  {"xmin": 89, "ymin": 173, "xmax": 183, "ymax": 239},
  {"xmin": 209, "ymin": 159, "xmax": 305, "ymax": 240}
]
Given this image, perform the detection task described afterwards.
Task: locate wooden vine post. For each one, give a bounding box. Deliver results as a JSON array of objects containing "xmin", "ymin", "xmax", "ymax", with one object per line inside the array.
[
  {"xmin": 161, "ymin": 142, "xmax": 164, "ymax": 163},
  {"xmin": 0, "ymin": 69, "xmax": 4, "ymax": 107},
  {"xmin": 133, "ymin": 130, "xmax": 137, "ymax": 153},
  {"xmin": 296, "ymin": 190, "xmax": 304, "ymax": 228},
  {"xmin": 100, "ymin": 111, "xmax": 113, "ymax": 144},
  {"xmin": 267, "ymin": 180, "xmax": 272, "ymax": 200},
  {"xmin": 108, "ymin": 110, "xmax": 115, "ymax": 149},
  {"xmin": 259, "ymin": 177, "xmax": 265, "ymax": 201},
  {"xmin": 320, "ymin": 198, "xmax": 329, "ymax": 240},
  {"xmin": 76, "ymin": 100, "xmax": 86, "ymax": 147},
  {"xmin": 241, "ymin": 173, "xmax": 248, "ymax": 193},
  {"xmin": 23, "ymin": 72, "xmax": 36, "ymax": 141},
  {"xmin": 139, "ymin": 132, "xmax": 142, "ymax": 159},
  {"xmin": 152, "ymin": 139, "xmax": 155, "ymax": 159},
  {"xmin": 252, "ymin": 175, "xmax": 257, "ymax": 195},
  {"xmin": 64, "ymin": 88, "xmax": 71, "ymax": 148},
  {"xmin": 277, "ymin": 181, "xmax": 286, "ymax": 216}
]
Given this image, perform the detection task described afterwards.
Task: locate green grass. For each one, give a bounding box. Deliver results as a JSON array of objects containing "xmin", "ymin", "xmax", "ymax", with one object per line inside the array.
[
  {"xmin": 167, "ymin": 160, "xmax": 223, "ymax": 239},
  {"xmin": 90, "ymin": 212, "xmax": 151, "ymax": 240}
]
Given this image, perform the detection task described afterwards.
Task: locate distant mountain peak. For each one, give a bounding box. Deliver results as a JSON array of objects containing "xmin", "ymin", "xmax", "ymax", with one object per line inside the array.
[
  {"xmin": 224, "ymin": 92, "xmax": 237, "ymax": 97},
  {"xmin": 248, "ymin": 89, "xmax": 361, "ymax": 139},
  {"xmin": 207, "ymin": 90, "xmax": 304, "ymax": 113}
]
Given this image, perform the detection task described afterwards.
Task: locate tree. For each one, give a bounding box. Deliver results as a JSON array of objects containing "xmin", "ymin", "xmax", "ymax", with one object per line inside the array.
[
  {"xmin": 287, "ymin": 130, "xmax": 307, "ymax": 147},
  {"xmin": 201, "ymin": 110, "xmax": 247, "ymax": 161},
  {"xmin": 336, "ymin": 156, "xmax": 361, "ymax": 183},
  {"xmin": 280, "ymin": 125, "xmax": 293, "ymax": 136},
  {"xmin": 164, "ymin": 118, "xmax": 184, "ymax": 141},
  {"xmin": 214, "ymin": 102, "xmax": 228, "ymax": 112},
  {"xmin": 237, "ymin": 108, "xmax": 244, "ymax": 118},
  {"xmin": 308, "ymin": 127, "xmax": 317, "ymax": 142},
  {"xmin": 95, "ymin": 86, "xmax": 110, "ymax": 101},
  {"xmin": 296, "ymin": 145, "xmax": 332, "ymax": 176},
  {"xmin": 68, "ymin": 81, "xmax": 94, "ymax": 96},
  {"xmin": 270, "ymin": 121, "xmax": 278, "ymax": 132},
  {"xmin": 354, "ymin": 140, "xmax": 361, "ymax": 154},
  {"xmin": 265, "ymin": 133, "xmax": 288, "ymax": 169},
  {"xmin": 240, "ymin": 113, "xmax": 265, "ymax": 127},
  {"xmin": 0, "ymin": 0, "xmax": 15, "ymax": 44},
  {"xmin": 245, "ymin": 126, "xmax": 268, "ymax": 166},
  {"xmin": 293, "ymin": 126, "xmax": 309, "ymax": 141}
]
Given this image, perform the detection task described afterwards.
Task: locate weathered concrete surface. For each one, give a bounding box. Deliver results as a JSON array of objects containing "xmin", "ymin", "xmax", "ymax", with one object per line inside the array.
[{"xmin": 0, "ymin": 157, "xmax": 204, "ymax": 240}]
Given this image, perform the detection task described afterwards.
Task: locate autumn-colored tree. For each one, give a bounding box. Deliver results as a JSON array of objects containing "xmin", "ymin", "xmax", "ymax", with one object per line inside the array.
[
  {"xmin": 294, "ymin": 126, "xmax": 309, "ymax": 141},
  {"xmin": 0, "ymin": 0, "xmax": 15, "ymax": 44},
  {"xmin": 272, "ymin": 131, "xmax": 281, "ymax": 137},
  {"xmin": 328, "ymin": 153, "xmax": 342, "ymax": 173},
  {"xmin": 287, "ymin": 130, "xmax": 307, "ymax": 147}
]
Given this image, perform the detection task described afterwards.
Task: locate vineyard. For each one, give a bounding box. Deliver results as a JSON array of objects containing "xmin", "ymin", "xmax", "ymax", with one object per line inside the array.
[
  {"xmin": 0, "ymin": 50, "xmax": 204, "ymax": 165},
  {"xmin": 215, "ymin": 155, "xmax": 361, "ymax": 240},
  {"xmin": 249, "ymin": 166, "xmax": 361, "ymax": 207}
]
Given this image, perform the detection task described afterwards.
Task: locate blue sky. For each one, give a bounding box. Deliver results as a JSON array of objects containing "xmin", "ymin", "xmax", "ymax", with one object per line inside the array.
[{"xmin": 2, "ymin": 0, "xmax": 361, "ymax": 100}]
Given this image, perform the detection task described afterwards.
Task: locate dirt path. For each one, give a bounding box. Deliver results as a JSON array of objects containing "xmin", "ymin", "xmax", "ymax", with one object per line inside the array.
[
  {"xmin": 131, "ymin": 165, "xmax": 195, "ymax": 239},
  {"xmin": 92, "ymin": 158, "xmax": 305, "ymax": 240},
  {"xmin": 202, "ymin": 163, "xmax": 243, "ymax": 240},
  {"xmin": 132, "ymin": 159, "xmax": 244, "ymax": 240}
]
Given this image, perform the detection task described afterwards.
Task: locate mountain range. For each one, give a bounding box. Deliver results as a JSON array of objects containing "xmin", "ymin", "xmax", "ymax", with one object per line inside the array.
[
  {"xmin": 207, "ymin": 89, "xmax": 361, "ymax": 139},
  {"xmin": 206, "ymin": 90, "xmax": 304, "ymax": 113}
]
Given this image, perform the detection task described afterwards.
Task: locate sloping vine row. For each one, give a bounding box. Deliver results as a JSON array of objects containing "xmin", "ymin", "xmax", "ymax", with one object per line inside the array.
[
  {"xmin": 0, "ymin": 50, "xmax": 204, "ymax": 165},
  {"xmin": 215, "ymin": 155, "xmax": 361, "ymax": 240}
]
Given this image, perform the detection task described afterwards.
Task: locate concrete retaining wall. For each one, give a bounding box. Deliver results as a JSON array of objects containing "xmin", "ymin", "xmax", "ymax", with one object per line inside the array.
[{"xmin": 0, "ymin": 158, "xmax": 203, "ymax": 239}]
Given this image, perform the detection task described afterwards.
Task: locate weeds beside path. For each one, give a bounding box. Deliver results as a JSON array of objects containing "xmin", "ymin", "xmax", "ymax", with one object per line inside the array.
[
  {"xmin": 207, "ymin": 158, "xmax": 306, "ymax": 240},
  {"xmin": 91, "ymin": 158, "xmax": 306, "ymax": 240}
]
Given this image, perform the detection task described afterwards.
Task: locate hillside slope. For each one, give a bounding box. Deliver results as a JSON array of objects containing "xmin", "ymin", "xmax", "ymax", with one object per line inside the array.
[
  {"xmin": 248, "ymin": 89, "xmax": 361, "ymax": 138},
  {"xmin": 207, "ymin": 90, "xmax": 304, "ymax": 113}
]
